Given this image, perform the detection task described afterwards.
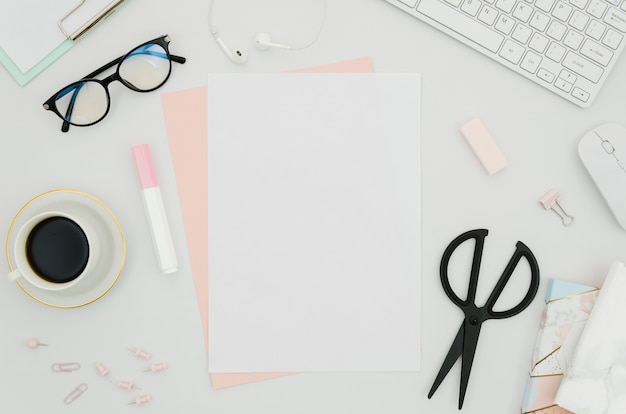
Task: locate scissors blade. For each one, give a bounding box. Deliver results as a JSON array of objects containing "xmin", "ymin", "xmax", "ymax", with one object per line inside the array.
[
  {"xmin": 458, "ymin": 320, "xmax": 482, "ymax": 409},
  {"xmin": 428, "ymin": 323, "xmax": 464, "ymax": 399}
]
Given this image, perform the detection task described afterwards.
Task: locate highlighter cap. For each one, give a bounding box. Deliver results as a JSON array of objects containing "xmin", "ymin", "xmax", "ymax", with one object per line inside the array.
[{"xmin": 132, "ymin": 144, "xmax": 159, "ymax": 188}]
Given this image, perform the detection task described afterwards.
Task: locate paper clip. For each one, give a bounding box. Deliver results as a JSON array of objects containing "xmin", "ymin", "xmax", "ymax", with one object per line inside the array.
[
  {"xmin": 540, "ymin": 189, "xmax": 574, "ymax": 226},
  {"xmin": 51, "ymin": 362, "xmax": 81, "ymax": 373},
  {"xmin": 64, "ymin": 383, "xmax": 88, "ymax": 404}
]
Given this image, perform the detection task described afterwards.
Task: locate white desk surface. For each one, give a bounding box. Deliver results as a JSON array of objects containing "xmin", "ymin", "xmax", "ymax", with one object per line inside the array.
[{"xmin": 0, "ymin": 0, "xmax": 624, "ymax": 413}]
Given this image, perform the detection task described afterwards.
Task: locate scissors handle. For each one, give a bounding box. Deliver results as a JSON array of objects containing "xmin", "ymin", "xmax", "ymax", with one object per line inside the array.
[
  {"xmin": 484, "ymin": 240, "xmax": 540, "ymax": 319},
  {"xmin": 440, "ymin": 229, "xmax": 488, "ymax": 308},
  {"xmin": 440, "ymin": 229, "xmax": 540, "ymax": 319}
]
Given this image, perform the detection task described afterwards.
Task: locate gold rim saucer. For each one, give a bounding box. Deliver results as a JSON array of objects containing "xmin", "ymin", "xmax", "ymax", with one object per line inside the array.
[{"xmin": 5, "ymin": 189, "xmax": 126, "ymax": 308}]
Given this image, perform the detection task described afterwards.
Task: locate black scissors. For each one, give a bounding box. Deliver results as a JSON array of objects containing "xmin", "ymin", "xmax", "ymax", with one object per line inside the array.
[{"xmin": 428, "ymin": 229, "xmax": 540, "ymax": 409}]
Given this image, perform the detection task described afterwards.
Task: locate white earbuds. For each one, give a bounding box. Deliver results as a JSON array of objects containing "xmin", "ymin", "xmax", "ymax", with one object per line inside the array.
[
  {"xmin": 253, "ymin": 33, "xmax": 292, "ymax": 51},
  {"xmin": 208, "ymin": 0, "xmax": 327, "ymax": 64},
  {"xmin": 211, "ymin": 29, "xmax": 247, "ymax": 64}
]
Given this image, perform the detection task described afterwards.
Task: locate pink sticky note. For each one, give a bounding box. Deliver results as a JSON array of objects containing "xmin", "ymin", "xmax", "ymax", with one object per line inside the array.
[{"xmin": 161, "ymin": 57, "xmax": 374, "ymax": 389}]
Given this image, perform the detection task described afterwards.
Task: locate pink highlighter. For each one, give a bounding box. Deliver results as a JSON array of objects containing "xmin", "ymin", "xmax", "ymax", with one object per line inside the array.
[{"xmin": 132, "ymin": 144, "xmax": 178, "ymax": 274}]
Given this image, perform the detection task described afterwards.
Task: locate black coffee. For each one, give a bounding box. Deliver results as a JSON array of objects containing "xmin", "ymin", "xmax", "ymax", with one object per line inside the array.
[{"xmin": 26, "ymin": 216, "xmax": 90, "ymax": 284}]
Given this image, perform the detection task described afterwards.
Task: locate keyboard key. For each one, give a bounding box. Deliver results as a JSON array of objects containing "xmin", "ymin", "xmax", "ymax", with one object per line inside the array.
[
  {"xmin": 547, "ymin": 41, "xmax": 567, "ymax": 60},
  {"xmin": 521, "ymin": 50, "xmax": 543, "ymax": 72},
  {"xmin": 495, "ymin": 15, "xmax": 516, "ymax": 33},
  {"xmin": 564, "ymin": 29, "xmax": 585, "ymax": 48},
  {"xmin": 512, "ymin": 23, "xmax": 533, "ymax": 43},
  {"xmin": 445, "ymin": 0, "xmax": 464, "ymax": 7},
  {"xmin": 555, "ymin": 77, "xmax": 573, "ymax": 92},
  {"xmin": 603, "ymin": 29, "xmax": 624, "ymax": 49},
  {"xmin": 553, "ymin": 1, "xmax": 574, "ymax": 20},
  {"xmin": 416, "ymin": 0, "xmax": 505, "ymax": 52},
  {"xmin": 530, "ymin": 11, "xmax": 551, "ymax": 30},
  {"xmin": 461, "ymin": 0, "xmax": 483, "ymax": 16},
  {"xmin": 569, "ymin": 0, "xmax": 589, "ymax": 9},
  {"xmin": 513, "ymin": 2, "xmax": 534, "ymax": 21},
  {"xmin": 530, "ymin": 32, "xmax": 551, "ymax": 51},
  {"xmin": 586, "ymin": 20, "xmax": 607, "ymax": 39},
  {"xmin": 478, "ymin": 5, "xmax": 499, "ymax": 24},
  {"xmin": 499, "ymin": 39, "xmax": 526, "ymax": 63},
  {"xmin": 496, "ymin": 0, "xmax": 516, "ymax": 13},
  {"xmin": 571, "ymin": 87, "xmax": 590, "ymax": 101},
  {"xmin": 580, "ymin": 38, "xmax": 614, "ymax": 65},
  {"xmin": 399, "ymin": 0, "xmax": 419, "ymax": 7},
  {"xmin": 547, "ymin": 20, "xmax": 568, "ymax": 39},
  {"xmin": 559, "ymin": 69, "xmax": 578, "ymax": 82},
  {"xmin": 562, "ymin": 51, "xmax": 604, "ymax": 81},
  {"xmin": 536, "ymin": 0, "xmax": 556, "ymax": 12},
  {"xmin": 587, "ymin": 0, "xmax": 607, "ymax": 19},
  {"xmin": 537, "ymin": 67, "xmax": 556, "ymax": 82},
  {"xmin": 604, "ymin": 9, "xmax": 626, "ymax": 32},
  {"xmin": 569, "ymin": 10, "xmax": 590, "ymax": 30}
]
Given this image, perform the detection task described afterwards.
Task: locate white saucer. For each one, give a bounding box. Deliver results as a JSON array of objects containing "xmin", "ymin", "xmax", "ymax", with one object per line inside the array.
[{"xmin": 5, "ymin": 189, "xmax": 126, "ymax": 308}]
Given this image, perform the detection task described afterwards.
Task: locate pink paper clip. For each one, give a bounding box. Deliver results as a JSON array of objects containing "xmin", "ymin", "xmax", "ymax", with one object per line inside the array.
[
  {"xmin": 51, "ymin": 362, "xmax": 81, "ymax": 373},
  {"xmin": 129, "ymin": 394, "xmax": 152, "ymax": 405},
  {"xmin": 540, "ymin": 189, "xmax": 574, "ymax": 226},
  {"xmin": 64, "ymin": 383, "xmax": 88, "ymax": 404}
]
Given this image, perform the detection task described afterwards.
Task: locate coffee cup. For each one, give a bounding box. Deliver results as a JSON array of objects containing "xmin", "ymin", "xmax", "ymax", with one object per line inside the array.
[{"xmin": 7, "ymin": 211, "xmax": 101, "ymax": 292}]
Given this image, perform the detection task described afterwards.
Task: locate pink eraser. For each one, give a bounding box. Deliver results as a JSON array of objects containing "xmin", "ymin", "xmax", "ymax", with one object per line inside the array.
[
  {"xmin": 132, "ymin": 144, "xmax": 159, "ymax": 188},
  {"xmin": 459, "ymin": 118, "xmax": 507, "ymax": 175}
]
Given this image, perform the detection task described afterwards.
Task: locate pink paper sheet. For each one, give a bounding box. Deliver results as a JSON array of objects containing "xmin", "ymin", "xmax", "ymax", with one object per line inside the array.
[{"xmin": 161, "ymin": 57, "xmax": 374, "ymax": 389}]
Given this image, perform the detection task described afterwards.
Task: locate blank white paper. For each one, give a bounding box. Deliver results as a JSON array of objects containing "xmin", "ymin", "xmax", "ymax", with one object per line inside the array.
[{"xmin": 207, "ymin": 73, "xmax": 421, "ymax": 373}]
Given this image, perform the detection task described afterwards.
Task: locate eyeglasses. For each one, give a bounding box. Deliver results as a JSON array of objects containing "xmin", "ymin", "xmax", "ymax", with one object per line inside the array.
[{"xmin": 43, "ymin": 35, "xmax": 186, "ymax": 132}]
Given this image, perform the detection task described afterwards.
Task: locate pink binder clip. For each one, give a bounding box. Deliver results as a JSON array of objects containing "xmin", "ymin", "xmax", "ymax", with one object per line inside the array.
[{"xmin": 540, "ymin": 189, "xmax": 574, "ymax": 226}]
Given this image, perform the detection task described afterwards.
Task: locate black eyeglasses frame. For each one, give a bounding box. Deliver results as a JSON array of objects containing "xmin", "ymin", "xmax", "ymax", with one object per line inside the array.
[{"xmin": 43, "ymin": 34, "xmax": 186, "ymax": 132}]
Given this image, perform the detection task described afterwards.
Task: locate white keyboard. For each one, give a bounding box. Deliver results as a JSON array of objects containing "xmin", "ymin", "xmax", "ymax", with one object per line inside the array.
[{"xmin": 385, "ymin": 0, "xmax": 626, "ymax": 107}]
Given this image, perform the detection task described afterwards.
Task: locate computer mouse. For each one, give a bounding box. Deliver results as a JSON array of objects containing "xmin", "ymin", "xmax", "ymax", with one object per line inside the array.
[{"xmin": 579, "ymin": 123, "xmax": 626, "ymax": 230}]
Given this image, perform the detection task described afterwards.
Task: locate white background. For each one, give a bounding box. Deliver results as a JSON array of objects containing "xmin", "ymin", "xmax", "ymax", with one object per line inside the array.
[{"xmin": 0, "ymin": 0, "xmax": 624, "ymax": 413}]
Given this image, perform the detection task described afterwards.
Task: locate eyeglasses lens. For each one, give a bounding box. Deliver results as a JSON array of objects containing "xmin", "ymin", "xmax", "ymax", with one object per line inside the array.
[
  {"xmin": 119, "ymin": 43, "xmax": 171, "ymax": 91},
  {"xmin": 55, "ymin": 81, "xmax": 108, "ymax": 126}
]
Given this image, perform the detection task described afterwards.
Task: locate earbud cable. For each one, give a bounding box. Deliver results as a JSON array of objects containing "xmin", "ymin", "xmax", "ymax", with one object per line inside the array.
[{"xmin": 208, "ymin": 0, "xmax": 328, "ymax": 51}]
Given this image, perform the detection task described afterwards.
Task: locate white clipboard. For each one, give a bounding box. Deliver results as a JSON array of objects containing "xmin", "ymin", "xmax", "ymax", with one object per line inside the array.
[{"xmin": 0, "ymin": 0, "xmax": 126, "ymax": 86}]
